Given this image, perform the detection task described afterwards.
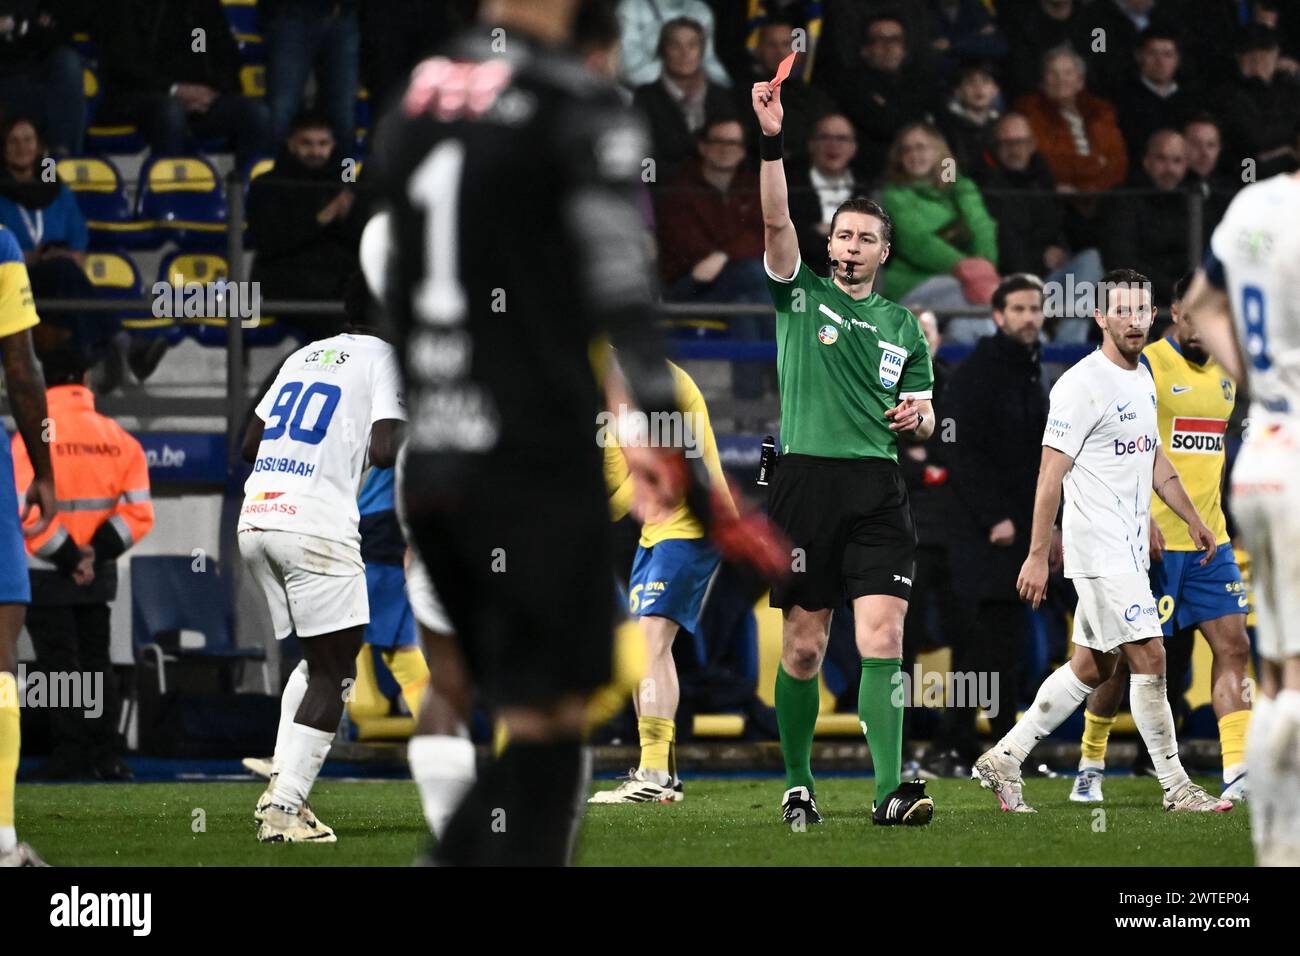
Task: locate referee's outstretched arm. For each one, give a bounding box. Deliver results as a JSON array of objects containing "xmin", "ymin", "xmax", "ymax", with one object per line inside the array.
[{"xmin": 752, "ymin": 81, "xmax": 799, "ymax": 281}]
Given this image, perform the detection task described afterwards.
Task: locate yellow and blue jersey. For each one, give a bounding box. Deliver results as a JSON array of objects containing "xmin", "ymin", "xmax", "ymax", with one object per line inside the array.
[
  {"xmin": 357, "ymin": 467, "xmax": 416, "ymax": 650},
  {"xmin": 0, "ymin": 226, "xmax": 39, "ymax": 339},
  {"xmin": 1140, "ymin": 335, "xmax": 1234, "ymax": 551},
  {"xmin": 603, "ymin": 361, "xmax": 734, "ymax": 548},
  {"xmin": 0, "ymin": 226, "xmax": 37, "ymax": 604}
]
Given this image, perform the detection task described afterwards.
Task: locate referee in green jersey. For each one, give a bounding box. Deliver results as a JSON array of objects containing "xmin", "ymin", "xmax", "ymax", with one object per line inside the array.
[{"xmin": 752, "ymin": 77, "xmax": 936, "ymax": 828}]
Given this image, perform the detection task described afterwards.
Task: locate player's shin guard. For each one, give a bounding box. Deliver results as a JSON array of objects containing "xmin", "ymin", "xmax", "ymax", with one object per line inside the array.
[
  {"xmin": 407, "ymin": 733, "xmax": 476, "ymax": 839},
  {"xmin": 0, "ymin": 672, "xmax": 19, "ymax": 853},
  {"xmin": 435, "ymin": 740, "xmax": 590, "ymax": 866},
  {"xmin": 273, "ymin": 661, "xmax": 309, "ymax": 776},
  {"xmin": 859, "ymin": 658, "xmax": 903, "ymax": 799},
  {"xmin": 1244, "ymin": 694, "xmax": 1275, "ymax": 862},
  {"xmin": 776, "ymin": 665, "xmax": 819, "ymax": 791},
  {"xmin": 1129, "ymin": 674, "xmax": 1190, "ymax": 792},
  {"xmin": 270, "ymin": 722, "xmax": 334, "ymax": 812},
  {"xmin": 1079, "ymin": 710, "xmax": 1116, "ymax": 770},
  {"xmin": 1000, "ymin": 664, "xmax": 1092, "ymax": 763}
]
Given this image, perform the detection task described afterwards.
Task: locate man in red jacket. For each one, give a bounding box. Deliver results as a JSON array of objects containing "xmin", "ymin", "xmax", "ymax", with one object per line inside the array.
[{"xmin": 657, "ymin": 114, "xmax": 767, "ymax": 398}]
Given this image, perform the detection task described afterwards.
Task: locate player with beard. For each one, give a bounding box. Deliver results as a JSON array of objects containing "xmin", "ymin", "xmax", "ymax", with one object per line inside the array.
[{"xmin": 753, "ymin": 77, "xmax": 937, "ymax": 828}]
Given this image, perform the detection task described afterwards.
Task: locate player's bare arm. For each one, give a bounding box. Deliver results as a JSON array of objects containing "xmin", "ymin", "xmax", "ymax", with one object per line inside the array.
[
  {"xmin": 753, "ymin": 81, "xmax": 798, "ymax": 280},
  {"xmin": 1181, "ymin": 269, "xmax": 1247, "ymax": 386},
  {"xmin": 241, "ymin": 415, "xmax": 264, "ymax": 464},
  {"xmin": 1017, "ymin": 446, "xmax": 1073, "ymax": 608},
  {"xmin": 1152, "ymin": 445, "xmax": 1216, "ymax": 564},
  {"xmin": 886, "ymin": 396, "xmax": 936, "ymax": 441},
  {"xmin": 369, "ymin": 419, "xmax": 405, "ymax": 469},
  {"xmin": 0, "ymin": 327, "xmax": 53, "ymax": 536}
]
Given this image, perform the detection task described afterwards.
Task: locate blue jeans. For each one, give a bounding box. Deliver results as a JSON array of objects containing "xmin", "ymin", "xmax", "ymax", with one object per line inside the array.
[
  {"xmin": 667, "ymin": 258, "xmax": 771, "ymax": 400},
  {"xmin": 265, "ymin": 0, "xmax": 361, "ymax": 156},
  {"xmin": 0, "ymin": 46, "xmax": 85, "ymax": 154}
]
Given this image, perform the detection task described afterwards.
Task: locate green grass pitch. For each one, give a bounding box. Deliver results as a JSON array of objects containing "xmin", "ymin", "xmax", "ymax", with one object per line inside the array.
[{"xmin": 16, "ymin": 776, "xmax": 1252, "ymax": 866}]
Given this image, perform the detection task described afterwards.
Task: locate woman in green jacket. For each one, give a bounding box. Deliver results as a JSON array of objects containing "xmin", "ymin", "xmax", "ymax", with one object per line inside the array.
[{"xmin": 879, "ymin": 123, "xmax": 1000, "ymax": 336}]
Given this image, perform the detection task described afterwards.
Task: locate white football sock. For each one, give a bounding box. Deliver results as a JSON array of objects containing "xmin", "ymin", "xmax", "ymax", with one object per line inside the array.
[
  {"xmin": 270, "ymin": 722, "xmax": 334, "ymax": 812},
  {"xmin": 1244, "ymin": 694, "xmax": 1275, "ymax": 861},
  {"xmin": 1271, "ymin": 690, "xmax": 1300, "ymax": 858},
  {"xmin": 272, "ymin": 661, "xmax": 309, "ymax": 776},
  {"xmin": 999, "ymin": 663, "xmax": 1093, "ymax": 764},
  {"xmin": 407, "ymin": 733, "xmax": 476, "ymax": 839},
  {"xmin": 1130, "ymin": 673, "xmax": 1190, "ymax": 792},
  {"xmin": 0, "ymin": 825, "xmax": 15, "ymax": 854}
]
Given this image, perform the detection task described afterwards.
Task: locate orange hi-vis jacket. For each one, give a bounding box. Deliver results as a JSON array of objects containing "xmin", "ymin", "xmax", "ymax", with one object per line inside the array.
[{"xmin": 11, "ymin": 385, "xmax": 153, "ymax": 592}]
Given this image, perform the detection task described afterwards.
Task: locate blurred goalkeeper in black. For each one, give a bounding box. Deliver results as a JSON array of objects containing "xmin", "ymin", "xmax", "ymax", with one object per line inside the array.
[{"xmin": 371, "ymin": 0, "xmax": 781, "ymax": 866}]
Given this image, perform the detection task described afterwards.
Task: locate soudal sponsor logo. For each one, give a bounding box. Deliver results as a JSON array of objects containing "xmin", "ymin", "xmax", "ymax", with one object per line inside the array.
[
  {"xmin": 1114, "ymin": 434, "xmax": 1158, "ymax": 456},
  {"xmin": 1170, "ymin": 417, "xmax": 1226, "ymax": 454}
]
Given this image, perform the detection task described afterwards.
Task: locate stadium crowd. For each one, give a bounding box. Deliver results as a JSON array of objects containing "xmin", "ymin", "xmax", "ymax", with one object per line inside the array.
[{"xmin": 0, "ymin": 0, "xmax": 1289, "ymax": 775}]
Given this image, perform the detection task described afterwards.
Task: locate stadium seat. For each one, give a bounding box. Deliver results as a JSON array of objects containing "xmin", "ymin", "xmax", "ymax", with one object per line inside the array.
[
  {"xmin": 82, "ymin": 66, "xmax": 146, "ymax": 154},
  {"xmin": 221, "ymin": 0, "xmax": 261, "ymax": 41},
  {"xmin": 129, "ymin": 556, "xmax": 271, "ymax": 699},
  {"xmin": 158, "ymin": 250, "xmax": 285, "ymax": 347},
  {"xmin": 240, "ymin": 63, "xmax": 266, "ymax": 98},
  {"xmin": 84, "ymin": 251, "xmax": 183, "ymax": 343},
  {"xmin": 57, "ymin": 156, "xmax": 157, "ymax": 250},
  {"xmin": 137, "ymin": 156, "xmax": 228, "ymax": 249}
]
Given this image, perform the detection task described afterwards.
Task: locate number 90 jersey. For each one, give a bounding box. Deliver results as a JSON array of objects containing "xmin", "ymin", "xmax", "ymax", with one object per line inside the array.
[
  {"xmin": 239, "ymin": 333, "xmax": 407, "ymax": 549},
  {"xmin": 1207, "ymin": 173, "xmax": 1300, "ymax": 411}
]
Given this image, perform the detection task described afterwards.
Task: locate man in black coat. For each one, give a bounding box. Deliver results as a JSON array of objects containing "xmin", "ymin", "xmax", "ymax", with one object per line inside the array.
[
  {"xmin": 1114, "ymin": 27, "xmax": 1196, "ymax": 166},
  {"xmin": 785, "ymin": 113, "xmax": 866, "ymax": 272},
  {"xmin": 925, "ymin": 274, "xmax": 1055, "ymax": 774},
  {"xmin": 94, "ymin": 0, "xmax": 271, "ymax": 166},
  {"xmin": 248, "ymin": 111, "xmax": 361, "ymax": 339}
]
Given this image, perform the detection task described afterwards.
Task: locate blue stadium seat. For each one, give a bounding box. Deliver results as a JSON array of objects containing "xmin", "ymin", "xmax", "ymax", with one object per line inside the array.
[
  {"xmin": 158, "ymin": 250, "xmax": 286, "ymax": 347},
  {"xmin": 130, "ymin": 555, "xmax": 270, "ymax": 696},
  {"xmin": 137, "ymin": 156, "xmax": 228, "ymax": 249},
  {"xmin": 82, "ymin": 65, "xmax": 146, "ymax": 154},
  {"xmin": 57, "ymin": 156, "xmax": 157, "ymax": 250},
  {"xmin": 221, "ymin": 0, "xmax": 262, "ymax": 42},
  {"xmin": 83, "ymin": 251, "xmax": 184, "ymax": 343}
]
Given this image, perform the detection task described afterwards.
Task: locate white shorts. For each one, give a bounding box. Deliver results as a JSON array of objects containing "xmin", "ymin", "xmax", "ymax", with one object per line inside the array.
[
  {"xmin": 405, "ymin": 549, "xmax": 453, "ymax": 635},
  {"xmin": 238, "ymin": 528, "xmax": 369, "ymax": 639},
  {"xmin": 1070, "ymin": 572, "xmax": 1161, "ymax": 654},
  {"xmin": 1230, "ymin": 413, "xmax": 1300, "ymax": 662}
]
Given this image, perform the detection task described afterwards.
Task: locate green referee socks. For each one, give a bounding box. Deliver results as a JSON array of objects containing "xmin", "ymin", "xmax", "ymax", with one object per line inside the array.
[
  {"xmin": 776, "ymin": 665, "xmax": 820, "ymax": 791},
  {"xmin": 859, "ymin": 658, "xmax": 903, "ymax": 802}
]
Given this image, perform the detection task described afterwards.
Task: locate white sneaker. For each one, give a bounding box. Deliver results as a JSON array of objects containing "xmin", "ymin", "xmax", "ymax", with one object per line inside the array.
[
  {"xmin": 972, "ymin": 749, "xmax": 1036, "ymax": 813},
  {"xmin": 1163, "ymin": 781, "xmax": 1233, "ymax": 813},
  {"xmin": 1221, "ymin": 772, "xmax": 1248, "ymax": 802},
  {"xmin": 256, "ymin": 804, "xmax": 337, "ymax": 843},
  {"xmin": 587, "ymin": 768, "xmax": 677, "ymax": 804},
  {"xmin": 254, "ymin": 785, "xmax": 326, "ymax": 830},
  {"xmin": 1069, "ymin": 768, "xmax": 1105, "ymax": 802},
  {"xmin": 0, "ymin": 842, "xmax": 49, "ymax": 866},
  {"xmin": 242, "ymin": 756, "xmax": 274, "ymax": 780}
]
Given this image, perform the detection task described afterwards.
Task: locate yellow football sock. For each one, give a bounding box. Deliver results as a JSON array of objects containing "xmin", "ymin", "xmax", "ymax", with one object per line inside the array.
[
  {"xmin": 492, "ymin": 718, "xmax": 509, "ymax": 757},
  {"xmin": 383, "ymin": 647, "xmax": 430, "ymax": 720},
  {"xmin": 638, "ymin": 716, "xmax": 674, "ymax": 773},
  {"xmin": 347, "ymin": 646, "xmax": 391, "ymax": 724},
  {"xmin": 1080, "ymin": 710, "xmax": 1117, "ymax": 765},
  {"xmin": 1218, "ymin": 709, "xmax": 1251, "ymax": 775},
  {"xmin": 0, "ymin": 672, "xmax": 19, "ymax": 831}
]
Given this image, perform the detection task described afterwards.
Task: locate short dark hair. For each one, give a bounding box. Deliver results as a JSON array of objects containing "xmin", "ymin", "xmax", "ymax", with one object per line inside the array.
[
  {"xmin": 698, "ymin": 111, "xmax": 742, "ymax": 142},
  {"xmin": 1100, "ymin": 267, "xmax": 1153, "ymax": 310},
  {"xmin": 1172, "ymin": 272, "xmax": 1194, "ymax": 303},
  {"xmin": 288, "ymin": 110, "xmax": 334, "ymax": 137},
  {"xmin": 39, "ymin": 348, "xmax": 89, "ymax": 387},
  {"xmin": 1235, "ymin": 24, "xmax": 1280, "ymax": 55},
  {"xmin": 656, "ymin": 16, "xmax": 705, "ymax": 57},
  {"xmin": 992, "ymin": 273, "xmax": 1044, "ymax": 312},
  {"xmin": 575, "ymin": 0, "xmax": 620, "ymax": 52},
  {"xmin": 829, "ymin": 197, "xmax": 894, "ymax": 245},
  {"xmin": 1137, "ymin": 26, "xmax": 1179, "ymax": 49},
  {"xmin": 1183, "ymin": 110, "xmax": 1220, "ymax": 132},
  {"xmin": 864, "ymin": 11, "xmax": 906, "ymax": 37},
  {"xmin": 955, "ymin": 60, "xmax": 998, "ymax": 86}
]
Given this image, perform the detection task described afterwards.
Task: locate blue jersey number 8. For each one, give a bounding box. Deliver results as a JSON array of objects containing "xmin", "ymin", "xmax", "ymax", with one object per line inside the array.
[
  {"xmin": 1242, "ymin": 284, "xmax": 1271, "ymax": 372},
  {"xmin": 263, "ymin": 382, "xmax": 342, "ymax": 444}
]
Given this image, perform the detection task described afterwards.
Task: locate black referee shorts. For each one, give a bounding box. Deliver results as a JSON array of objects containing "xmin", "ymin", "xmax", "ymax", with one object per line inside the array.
[
  {"xmin": 401, "ymin": 457, "xmax": 614, "ymax": 709},
  {"xmin": 767, "ymin": 454, "xmax": 917, "ymax": 611}
]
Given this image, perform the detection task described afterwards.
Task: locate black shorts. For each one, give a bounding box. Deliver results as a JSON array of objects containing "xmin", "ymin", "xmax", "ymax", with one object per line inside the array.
[
  {"xmin": 401, "ymin": 458, "xmax": 614, "ymax": 709},
  {"xmin": 767, "ymin": 454, "xmax": 916, "ymax": 610}
]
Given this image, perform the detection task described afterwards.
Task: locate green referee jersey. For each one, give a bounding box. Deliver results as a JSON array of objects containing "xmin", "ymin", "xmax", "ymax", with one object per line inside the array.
[{"xmin": 766, "ymin": 257, "xmax": 934, "ymax": 461}]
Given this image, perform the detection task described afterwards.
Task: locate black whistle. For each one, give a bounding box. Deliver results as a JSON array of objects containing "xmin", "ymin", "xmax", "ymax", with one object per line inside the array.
[{"xmin": 757, "ymin": 435, "xmax": 777, "ymax": 486}]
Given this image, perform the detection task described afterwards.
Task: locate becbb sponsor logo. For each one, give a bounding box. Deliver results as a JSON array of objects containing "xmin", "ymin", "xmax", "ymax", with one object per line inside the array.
[
  {"xmin": 1114, "ymin": 434, "xmax": 1158, "ymax": 456},
  {"xmin": 1170, "ymin": 417, "xmax": 1227, "ymax": 454}
]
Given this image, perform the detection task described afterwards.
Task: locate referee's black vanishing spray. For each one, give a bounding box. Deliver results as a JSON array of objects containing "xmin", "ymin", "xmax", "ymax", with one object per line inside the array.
[{"xmin": 757, "ymin": 435, "xmax": 777, "ymax": 486}]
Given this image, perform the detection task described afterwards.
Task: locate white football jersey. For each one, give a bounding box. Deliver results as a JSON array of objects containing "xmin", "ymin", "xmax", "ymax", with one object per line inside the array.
[
  {"xmin": 239, "ymin": 333, "xmax": 406, "ymax": 548},
  {"xmin": 1043, "ymin": 349, "xmax": 1161, "ymax": 578},
  {"xmin": 1209, "ymin": 173, "xmax": 1300, "ymax": 411}
]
